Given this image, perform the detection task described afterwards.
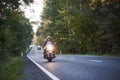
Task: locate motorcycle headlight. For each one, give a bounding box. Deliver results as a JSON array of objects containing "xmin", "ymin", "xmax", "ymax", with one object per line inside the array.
[{"xmin": 46, "ymin": 45, "xmax": 54, "ymax": 51}]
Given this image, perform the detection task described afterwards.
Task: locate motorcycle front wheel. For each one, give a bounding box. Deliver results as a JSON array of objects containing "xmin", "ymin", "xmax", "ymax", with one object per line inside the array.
[{"xmin": 48, "ymin": 59, "xmax": 52, "ymax": 62}]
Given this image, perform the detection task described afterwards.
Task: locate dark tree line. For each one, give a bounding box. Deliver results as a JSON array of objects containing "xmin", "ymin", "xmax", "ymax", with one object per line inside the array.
[
  {"xmin": 91, "ymin": 0, "xmax": 120, "ymax": 54},
  {"xmin": 37, "ymin": 0, "xmax": 120, "ymax": 55},
  {"xmin": 0, "ymin": 0, "xmax": 33, "ymax": 59}
]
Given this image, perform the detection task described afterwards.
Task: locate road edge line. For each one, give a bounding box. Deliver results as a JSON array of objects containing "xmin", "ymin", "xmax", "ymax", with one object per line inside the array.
[{"xmin": 27, "ymin": 55, "xmax": 60, "ymax": 80}]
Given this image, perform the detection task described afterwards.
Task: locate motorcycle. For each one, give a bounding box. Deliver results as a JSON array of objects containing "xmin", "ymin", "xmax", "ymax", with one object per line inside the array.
[{"xmin": 44, "ymin": 44, "xmax": 55, "ymax": 62}]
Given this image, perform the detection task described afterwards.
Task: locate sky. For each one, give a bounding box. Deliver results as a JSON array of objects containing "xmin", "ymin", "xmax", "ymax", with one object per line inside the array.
[{"xmin": 19, "ymin": 0, "xmax": 44, "ymax": 33}]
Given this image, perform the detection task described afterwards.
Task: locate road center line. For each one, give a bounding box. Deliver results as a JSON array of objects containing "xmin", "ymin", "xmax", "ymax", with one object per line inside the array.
[
  {"xmin": 90, "ymin": 59, "xmax": 103, "ymax": 62},
  {"xmin": 27, "ymin": 55, "xmax": 60, "ymax": 80}
]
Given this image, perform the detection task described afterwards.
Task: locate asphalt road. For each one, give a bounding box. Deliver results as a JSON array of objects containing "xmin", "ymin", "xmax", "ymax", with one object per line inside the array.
[{"xmin": 26, "ymin": 46, "xmax": 120, "ymax": 80}]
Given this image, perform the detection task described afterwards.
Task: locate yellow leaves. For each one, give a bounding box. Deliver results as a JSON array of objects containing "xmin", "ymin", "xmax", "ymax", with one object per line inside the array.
[
  {"xmin": 58, "ymin": 9, "xmax": 66, "ymax": 14},
  {"xmin": 43, "ymin": 19, "xmax": 52, "ymax": 27},
  {"xmin": 91, "ymin": 0, "xmax": 106, "ymax": 4}
]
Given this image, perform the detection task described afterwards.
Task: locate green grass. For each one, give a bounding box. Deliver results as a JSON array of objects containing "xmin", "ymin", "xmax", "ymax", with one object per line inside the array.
[
  {"xmin": 60, "ymin": 52, "xmax": 120, "ymax": 57},
  {"xmin": 0, "ymin": 57, "xmax": 23, "ymax": 80},
  {"xmin": 84, "ymin": 52, "xmax": 120, "ymax": 57}
]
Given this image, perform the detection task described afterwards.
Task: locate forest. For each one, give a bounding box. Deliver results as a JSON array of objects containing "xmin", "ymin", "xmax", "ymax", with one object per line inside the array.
[
  {"xmin": 0, "ymin": 0, "xmax": 33, "ymax": 60},
  {"xmin": 0, "ymin": 0, "xmax": 120, "ymax": 59},
  {"xmin": 0, "ymin": 0, "xmax": 119, "ymax": 79},
  {"xmin": 37, "ymin": 0, "xmax": 120, "ymax": 55}
]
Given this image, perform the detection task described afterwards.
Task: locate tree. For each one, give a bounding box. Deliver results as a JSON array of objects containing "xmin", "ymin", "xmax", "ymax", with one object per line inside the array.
[
  {"xmin": 91, "ymin": 0, "xmax": 120, "ymax": 54},
  {"xmin": 40, "ymin": 0, "xmax": 97, "ymax": 53},
  {"xmin": 39, "ymin": 0, "xmax": 120, "ymax": 55},
  {"xmin": 0, "ymin": 0, "xmax": 33, "ymax": 59}
]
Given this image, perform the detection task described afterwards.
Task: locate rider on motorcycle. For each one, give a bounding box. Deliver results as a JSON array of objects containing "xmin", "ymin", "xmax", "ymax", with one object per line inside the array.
[{"xmin": 42, "ymin": 36, "xmax": 55, "ymax": 58}]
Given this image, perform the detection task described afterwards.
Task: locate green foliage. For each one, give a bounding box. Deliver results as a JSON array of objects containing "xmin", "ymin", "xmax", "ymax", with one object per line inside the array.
[
  {"xmin": 0, "ymin": 57, "xmax": 23, "ymax": 80},
  {"xmin": 0, "ymin": 1, "xmax": 33, "ymax": 58},
  {"xmin": 38, "ymin": 0, "xmax": 120, "ymax": 55},
  {"xmin": 40, "ymin": 0, "xmax": 96, "ymax": 54},
  {"xmin": 91, "ymin": 0, "xmax": 120, "ymax": 54},
  {"xmin": 72, "ymin": 14, "xmax": 97, "ymax": 53}
]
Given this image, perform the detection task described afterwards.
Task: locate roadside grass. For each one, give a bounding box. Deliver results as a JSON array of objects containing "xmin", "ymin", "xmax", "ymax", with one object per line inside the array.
[
  {"xmin": 59, "ymin": 52, "xmax": 120, "ymax": 57},
  {"xmin": 102, "ymin": 53, "xmax": 120, "ymax": 57},
  {"xmin": 0, "ymin": 57, "xmax": 23, "ymax": 80},
  {"xmin": 84, "ymin": 52, "xmax": 120, "ymax": 57}
]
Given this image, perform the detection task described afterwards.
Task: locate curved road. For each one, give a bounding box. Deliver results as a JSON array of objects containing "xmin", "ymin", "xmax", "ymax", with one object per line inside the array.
[{"xmin": 27, "ymin": 46, "xmax": 120, "ymax": 80}]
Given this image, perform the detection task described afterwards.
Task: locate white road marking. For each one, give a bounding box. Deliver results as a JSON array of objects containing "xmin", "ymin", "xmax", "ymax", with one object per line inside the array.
[
  {"xmin": 90, "ymin": 60, "xmax": 103, "ymax": 62},
  {"xmin": 27, "ymin": 55, "xmax": 60, "ymax": 80}
]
